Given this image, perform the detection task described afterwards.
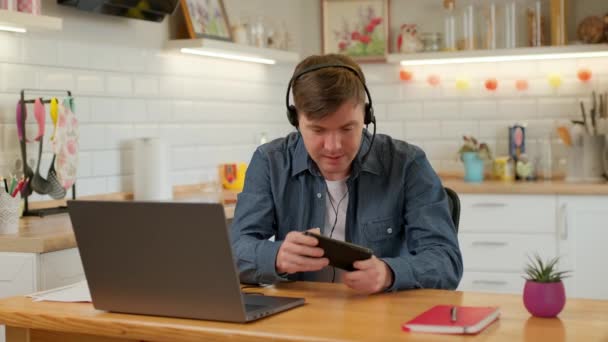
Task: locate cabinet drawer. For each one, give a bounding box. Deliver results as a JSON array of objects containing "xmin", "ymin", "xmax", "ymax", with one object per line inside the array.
[
  {"xmin": 0, "ymin": 253, "xmax": 37, "ymax": 298},
  {"xmin": 39, "ymin": 248, "xmax": 85, "ymax": 291},
  {"xmin": 460, "ymin": 233, "xmax": 556, "ymax": 272},
  {"xmin": 458, "ymin": 271, "xmax": 524, "ymax": 294},
  {"xmin": 460, "ymin": 195, "xmax": 555, "ymax": 233}
]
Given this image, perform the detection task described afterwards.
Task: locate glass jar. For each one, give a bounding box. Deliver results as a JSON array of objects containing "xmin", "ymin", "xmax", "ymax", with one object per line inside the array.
[
  {"xmin": 443, "ymin": 0, "xmax": 457, "ymax": 51},
  {"xmin": 420, "ymin": 32, "xmax": 442, "ymax": 52},
  {"xmin": 458, "ymin": 3, "xmax": 476, "ymax": 50}
]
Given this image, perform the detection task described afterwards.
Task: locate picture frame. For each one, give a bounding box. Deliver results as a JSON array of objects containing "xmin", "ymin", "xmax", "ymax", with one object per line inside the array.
[
  {"xmin": 321, "ymin": 0, "xmax": 390, "ymax": 62},
  {"xmin": 180, "ymin": 0, "xmax": 232, "ymax": 41}
]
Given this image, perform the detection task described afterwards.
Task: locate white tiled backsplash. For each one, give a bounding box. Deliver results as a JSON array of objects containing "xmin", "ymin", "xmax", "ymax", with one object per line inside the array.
[{"xmin": 1, "ymin": 31, "xmax": 607, "ymax": 200}]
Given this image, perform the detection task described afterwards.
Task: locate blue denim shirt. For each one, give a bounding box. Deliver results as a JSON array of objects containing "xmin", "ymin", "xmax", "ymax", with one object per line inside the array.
[{"xmin": 230, "ymin": 131, "xmax": 463, "ymax": 291}]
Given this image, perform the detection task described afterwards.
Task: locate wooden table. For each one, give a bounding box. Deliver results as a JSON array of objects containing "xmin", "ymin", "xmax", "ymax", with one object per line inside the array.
[{"xmin": 0, "ymin": 282, "xmax": 606, "ymax": 342}]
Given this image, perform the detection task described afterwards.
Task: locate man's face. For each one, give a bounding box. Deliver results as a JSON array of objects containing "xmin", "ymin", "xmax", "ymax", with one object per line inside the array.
[{"xmin": 299, "ymin": 100, "xmax": 365, "ymax": 181}]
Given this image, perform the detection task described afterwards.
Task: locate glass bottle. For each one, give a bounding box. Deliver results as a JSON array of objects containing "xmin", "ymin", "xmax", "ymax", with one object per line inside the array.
[
  {"xmin": 443, "ymin": 0, "xmax": 457, "ymax": 51},
  {"xmin": 250, "ymin": 16, "xmax": 266, "ymax": 48},
  {"xmin": 526, "ymin": 0, "xmax": 546, "ymax": 47},
  {"xmin": 550, "ymin": 0, "xmax": 567, "ymax": 45},
  {"xmin": 504, "ymin": 0, "xmax": 518, "ymax": 48},
  {"xmin": 479, "ymin": 1, "xmax": 497, "ymax": 49},
  {"xmin": 459, "ymin": 3, "xmax": 476, "ymax": 50}
]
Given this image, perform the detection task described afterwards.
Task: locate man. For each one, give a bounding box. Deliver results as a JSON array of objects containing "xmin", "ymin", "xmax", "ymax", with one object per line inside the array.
[{"xmin": 230, "ymin": 54, "xmax": 462, "ymax": 294}]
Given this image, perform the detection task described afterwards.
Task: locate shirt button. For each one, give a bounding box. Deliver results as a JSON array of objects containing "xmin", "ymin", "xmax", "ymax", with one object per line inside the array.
[
  {"xmin": 387, "ymin": 227, "xmax": 393, "ymax": 234},
  {"xmin": 317, "ymin": 193, "xmax": 322, "ymax": 199}
]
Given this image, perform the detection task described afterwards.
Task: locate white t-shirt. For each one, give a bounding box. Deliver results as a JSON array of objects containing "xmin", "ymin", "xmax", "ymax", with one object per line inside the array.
[
  {"xmin": 314, "ymin": 178, "xmax": 349, "ymax": 283},
  {"xmin": 324, "ymin": 178, "xmax": 349, "ymax": 241}
]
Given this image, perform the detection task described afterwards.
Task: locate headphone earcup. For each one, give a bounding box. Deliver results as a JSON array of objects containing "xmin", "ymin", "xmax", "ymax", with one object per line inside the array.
[
  {"xmin": 287, "ymin": 105, "xmax": 298, "ymax": 127},
  {"xmin": 364, "ymin": 103, "xmax": 374, "ymax": 125}
]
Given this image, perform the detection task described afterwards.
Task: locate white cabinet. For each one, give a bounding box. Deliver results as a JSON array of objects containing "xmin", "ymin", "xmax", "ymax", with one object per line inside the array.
[
  {"xmin": 0, "ymin": 248, "xmax": 85, "ymax": 342},
  {"xmin": 457, "ymin": 193, "xmax": 608, "ymax": 300},
  {"xmin": 0, "ymin": 248, "xmax": 84, "ymax": 298},
  {"xmin": 0, "ymin": 254, "xmax": 37, "ymax": 297},
  {"xmin": 457, "ymin": 195, "xmax": 558, "ymax": 294},
  {"xmin": 557, "ymin": 196, "xmax": 608, "ymax": 300}
]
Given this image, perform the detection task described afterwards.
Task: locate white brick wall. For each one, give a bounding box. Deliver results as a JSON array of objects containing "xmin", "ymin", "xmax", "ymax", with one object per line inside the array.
[
  {"xmin": 0, "ymin": 31, "xmax": 292, "ymax": 198},
  {"xmin": 1, "ymin": 30, "xmax": 607, "ymax": 199}
]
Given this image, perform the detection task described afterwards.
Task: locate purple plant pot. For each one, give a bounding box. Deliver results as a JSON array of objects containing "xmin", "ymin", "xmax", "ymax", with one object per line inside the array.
[{"xmin": 523, "ymin": 280, "xmax": 566, "ymax": 318}]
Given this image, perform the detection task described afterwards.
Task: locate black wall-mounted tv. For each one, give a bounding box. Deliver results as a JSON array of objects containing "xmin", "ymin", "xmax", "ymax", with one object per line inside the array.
[{"xmin": 58, "ymin": 0, "xmax": 180, "ymax": 22}]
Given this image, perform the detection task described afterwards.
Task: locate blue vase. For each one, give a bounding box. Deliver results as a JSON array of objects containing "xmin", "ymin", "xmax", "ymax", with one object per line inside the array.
[{"xmin": 462, "ymin": 152, "xmax": 484, "ymax": 183}]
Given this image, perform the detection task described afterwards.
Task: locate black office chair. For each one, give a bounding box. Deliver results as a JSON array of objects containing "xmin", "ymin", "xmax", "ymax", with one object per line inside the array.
[{"xmin": 444, "ymin": 187, "xmax": 460, "ymax": 233}]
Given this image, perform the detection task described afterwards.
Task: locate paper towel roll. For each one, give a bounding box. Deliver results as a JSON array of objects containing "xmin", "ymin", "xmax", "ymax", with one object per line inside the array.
[{"xmin": 133, "ymin": 138, "xmax": 172, "ymax": 200}]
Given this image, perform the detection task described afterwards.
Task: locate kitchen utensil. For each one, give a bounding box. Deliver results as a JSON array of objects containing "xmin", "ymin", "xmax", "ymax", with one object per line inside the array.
[
  {"xmin": 600, "ymin": 92, "xmax": 605, "ymax": 122},
  {"xmin": 30, "ymin": 138, "xmax": 51, "ymax": 195},
  {"xmin": 580, "ymin": 101, "xmax": 590, "ymax": 134},
  {"xmin": 601, "ymin": 92, "xmax": 608, "ymax": 119},
  {"xmin": 591, "ymin": 91, "xmax": 598, "ymax": 136},
  {"xmin": 16, "ymin": 101, "xmax": 34, "ymax": 197},
  {"xmin": 46, "ymin": 155, "xmax": 66, "ymax": 199}
]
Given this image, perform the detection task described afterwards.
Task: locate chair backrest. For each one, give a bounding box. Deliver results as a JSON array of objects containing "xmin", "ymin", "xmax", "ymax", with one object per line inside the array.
[{"xmin": 444, "ymin": 187, "xmax": 460, "ymax": 233}]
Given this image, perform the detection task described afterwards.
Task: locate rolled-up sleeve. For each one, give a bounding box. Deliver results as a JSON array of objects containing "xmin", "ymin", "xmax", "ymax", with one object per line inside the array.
[
  {"xmin": 230, "ymin": 148, "xmax": 286, "ymax": 284},
  {"xmin": 382, "ymin": 148, "xmax": 463, "ymax": 291}
]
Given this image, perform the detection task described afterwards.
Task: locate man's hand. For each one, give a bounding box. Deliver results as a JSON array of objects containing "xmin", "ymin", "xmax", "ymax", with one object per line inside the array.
[
  {"xmin": 341, "ymin": 256, "xmax": 394, "ymax": 294},
  {"xmin": 276, "ymin": 228, "xmax": 329, "ymax": 274}
]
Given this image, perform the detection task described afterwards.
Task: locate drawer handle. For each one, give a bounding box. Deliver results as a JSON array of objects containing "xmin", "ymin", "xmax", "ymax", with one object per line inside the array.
[
  {"xmin": 471, "ymin": 203, "xmax": 507, "ymax": 208},
  {"xmin": 471, "ymin": 241, "xmax": 508, "ymax": 247},
  {"xmin": 472, "ymin": 280, "xmax": 509, "ymax": 286}
]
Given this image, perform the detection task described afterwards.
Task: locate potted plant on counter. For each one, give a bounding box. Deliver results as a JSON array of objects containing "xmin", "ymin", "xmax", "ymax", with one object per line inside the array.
[
  {"xmin": 458, "ymin": 136, "xmax": 492, "ymax": 183},
  {"xmin": 523, "ymin": 254, "xmax": 570, "ymax": 318}
]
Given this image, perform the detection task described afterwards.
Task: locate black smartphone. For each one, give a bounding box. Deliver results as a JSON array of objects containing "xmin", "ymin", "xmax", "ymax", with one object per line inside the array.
[{"xmin": 303, "ymin": 232, "xmax": 373, "ymax": 271}]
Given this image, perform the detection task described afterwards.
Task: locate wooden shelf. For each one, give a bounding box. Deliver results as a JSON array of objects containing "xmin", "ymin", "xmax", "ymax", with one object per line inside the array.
[
  {"xmin": 0, "ymin": 9, "xmax": 62, "ymax": 32},
  {"xmin": 165, "ymin": 39, "xmax": 300, "ymax": 65},
  {"xmin": 388, "ymin": 44, "xmax": 608, "ymax": 65}
]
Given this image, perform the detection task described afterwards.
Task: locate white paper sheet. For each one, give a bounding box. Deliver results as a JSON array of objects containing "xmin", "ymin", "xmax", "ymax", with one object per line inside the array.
[{"xmin": 26, "ymin": 280, "xmax": 92, "ymax": 302}]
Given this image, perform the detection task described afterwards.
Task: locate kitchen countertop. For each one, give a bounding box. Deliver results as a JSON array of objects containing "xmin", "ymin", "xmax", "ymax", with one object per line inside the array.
[
  {"xmin": 0, "ymin": 185, "xmax": 237, "ymax": 254},
  {"xmin": 2, "ymin": 178, "xmax": 607, "ymax": 254},
  {"xmin": 442, "ymin": 178, "xmax": 608, "ymax": 195}
]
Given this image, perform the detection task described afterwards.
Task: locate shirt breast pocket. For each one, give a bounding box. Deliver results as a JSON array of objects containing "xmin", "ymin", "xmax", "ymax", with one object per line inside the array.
[{"xmin": 362, "ymin": 216, "xmax": 404, "ymax": 256}]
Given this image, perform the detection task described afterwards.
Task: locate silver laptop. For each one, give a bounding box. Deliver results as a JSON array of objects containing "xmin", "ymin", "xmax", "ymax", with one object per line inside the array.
[{"xmin": 67, "ymin": 200, "xmax": 304, "ymax": 323}]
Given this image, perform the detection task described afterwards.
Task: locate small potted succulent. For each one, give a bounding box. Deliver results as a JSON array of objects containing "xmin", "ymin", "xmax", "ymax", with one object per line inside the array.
[
  {"xmin": 523, "ymin": 254, "xmax": 570, "ymax": 318},
  {"xmin": 458, "ymin": 136, "xmax": 492, "ymax": 183}
]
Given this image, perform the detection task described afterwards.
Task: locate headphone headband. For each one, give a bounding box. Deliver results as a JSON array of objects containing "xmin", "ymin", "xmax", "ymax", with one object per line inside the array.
[{"xmin": 285, "ymin": 63, "xmax": 374, "ymax": 127}]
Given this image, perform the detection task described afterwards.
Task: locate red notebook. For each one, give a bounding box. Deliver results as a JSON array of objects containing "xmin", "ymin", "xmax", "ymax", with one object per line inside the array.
[{"xmin": 402, "ymin": 305, "xmax": 500, "ymax": 335}]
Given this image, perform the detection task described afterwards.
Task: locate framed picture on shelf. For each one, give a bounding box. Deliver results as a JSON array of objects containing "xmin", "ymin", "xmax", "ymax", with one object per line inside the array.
[
  {"xmin": 321, "ymin": 0, "xmax": 390, "ymax": 62},
  {"xmin": 180, "ymin": 0, "xmax": 232, "ymax": 41}
]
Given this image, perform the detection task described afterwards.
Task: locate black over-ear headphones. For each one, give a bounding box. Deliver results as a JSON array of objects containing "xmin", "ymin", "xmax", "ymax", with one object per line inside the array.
[{"xmin": 285, "ymin": 63, "xmax": 375, "ymax": 128}]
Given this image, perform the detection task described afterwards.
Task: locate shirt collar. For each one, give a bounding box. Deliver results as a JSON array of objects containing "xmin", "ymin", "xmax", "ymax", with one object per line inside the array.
[{"xmin": 291, "ymin": 131, "xmax": 383, "ymax": 178}]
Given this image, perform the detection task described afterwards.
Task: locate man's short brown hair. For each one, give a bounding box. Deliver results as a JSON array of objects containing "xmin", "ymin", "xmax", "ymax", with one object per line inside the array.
[{"xmin": 291, "ymin": 54, "xmax": 366, "ymax": 121}]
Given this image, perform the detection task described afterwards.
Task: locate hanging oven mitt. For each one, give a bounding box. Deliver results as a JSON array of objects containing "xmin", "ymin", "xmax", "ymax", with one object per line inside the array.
[{"xmin": 52, "ymin": 97, "xmax": 79, "ymax": 190}]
